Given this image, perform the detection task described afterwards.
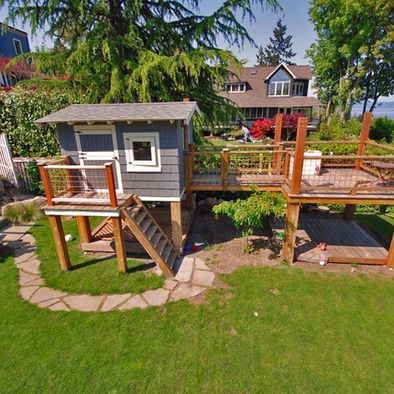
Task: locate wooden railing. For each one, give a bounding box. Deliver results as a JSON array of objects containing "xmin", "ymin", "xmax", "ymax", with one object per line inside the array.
[{"xmin": 39, "ymin": 158, "xmax": 118, "ymax": 207}]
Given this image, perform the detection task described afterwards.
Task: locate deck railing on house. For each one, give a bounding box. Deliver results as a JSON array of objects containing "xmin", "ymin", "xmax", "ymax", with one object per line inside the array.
[{"xmin": 39, "ymin": 158, "xmax": 118, "ymax": 207}]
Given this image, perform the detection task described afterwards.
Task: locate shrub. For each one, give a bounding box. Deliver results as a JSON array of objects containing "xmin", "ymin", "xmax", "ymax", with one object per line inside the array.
[
  {"xmin": 4, "ymin": 201, "xmax": 43, "ymax": 224},
  {"xmin": 25, "ymin": 160, "xmax": 45, "ymax": 195},
  {"xmin": 250, "ymin": 118, "xmax": 274, "ymax": 139},
  {"xmin": 212, "ymin": 187, "xmax": 286, "ymax": 253},
  {"xmin": 370, "ymin": 117, "xmax": 394, "ymax": 143},
  {"xmin": 313, "ymin": 115, "xmax": 361, "ymax": 141},
  {"xmin": 0, "ymin": 88, "xmax": 72, "ymax": 157}
]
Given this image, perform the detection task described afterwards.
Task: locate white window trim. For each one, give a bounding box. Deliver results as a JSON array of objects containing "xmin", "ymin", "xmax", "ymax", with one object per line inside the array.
[
  {"xmin": 292, "ymin": 81, "xmax": 304, "ymax": 96},
  {"xmin": 123, "ymin": 132, "xmax": 161, "ymax": 172},
  {"xmin": 13, "ymin": 38, "xmax": 23, "ymax": 55},
  {"xmin": 268, "ymin": 81, "xmax": 290, "ymax": 97},
  {"xmin": 73, "ymin": 124, "xmax": 123, "ymax": 193},
  {"xmin": 225, "ymin": 83, "xmax": 246, "ymax": 93}
]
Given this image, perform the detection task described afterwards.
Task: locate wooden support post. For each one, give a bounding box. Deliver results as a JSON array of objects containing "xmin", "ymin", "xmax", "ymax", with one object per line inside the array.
[
  {"xmin": 290, "ymin": 117, "xmax": 308, "ymax": 194},
  {"xmin": 105, "ymin": 162, "xmax": 118, "ymax": 208},
  {"xmin": 282, "ymin": 203, "xmax": 301, "ymax": 263},
  {"xmin": 186, "ymin": 191, "xmax": 194, "ymax": 212},
  {"xmin": 39, "ymin": 164, "xmax": 54, "ymax": 206},
  {"xmin": 343, "ymin": 204, "xmax": 356, "ymax": 220},
  {"xmin": 76, "ymin": 216, "xmax": 92, "ymax": 243},
  {"xmin": 388, "ymin": 234, "xmax": 394, "ymax": 266},
  {"xmin": 183, "ymin": 123, "xmax": 190, "ymax": 150},
  {"xmin": 221, "ymin": 148, "xmax": 229, "ymax": 190},
  {"xmin": 273, "ymin": 114, "xmax": 283, "ymax": 174},
  {"xmin": 355, "ymin": 112, "xmax": 372, "ymax": 170},
  {"xmin": 170, "ymin": 201, "xmax": 183, "ymax": 251},
  {"xmin": 185, "ymin": 153, "xmax": 193, "ymax": 191},
  {"xmin": 48, "ymin": 215, "xmax": 71, "ymax": 270},
  {"xmin": 111, "ymin": 217, "xmax": 128, "ymax": 273}
]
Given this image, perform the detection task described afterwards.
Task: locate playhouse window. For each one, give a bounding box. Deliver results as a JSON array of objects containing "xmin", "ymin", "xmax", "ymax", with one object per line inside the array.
[
  {"xmin": 124, "ymin": 132, "xmax": 161, "ymax": 172},
  {"xmin": 13, "ymin": 39, "xmax": 23, "ymax": 55}
]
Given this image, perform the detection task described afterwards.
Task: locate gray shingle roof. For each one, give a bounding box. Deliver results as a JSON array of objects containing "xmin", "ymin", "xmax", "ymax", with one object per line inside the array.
[{"xmin": 35, "ymin": 102, "xmax": 201, "ymax": 125}]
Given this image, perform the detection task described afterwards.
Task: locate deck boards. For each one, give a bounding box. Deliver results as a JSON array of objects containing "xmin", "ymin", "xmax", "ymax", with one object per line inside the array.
[{"xmin": 271, "ymin": 216, "xmax": 388, "ymax": 265}]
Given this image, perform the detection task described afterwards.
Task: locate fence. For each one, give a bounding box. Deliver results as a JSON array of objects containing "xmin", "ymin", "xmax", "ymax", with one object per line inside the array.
[{"xmin": 0, "ymin": 133, "xmax": 18, "ymax": 187}]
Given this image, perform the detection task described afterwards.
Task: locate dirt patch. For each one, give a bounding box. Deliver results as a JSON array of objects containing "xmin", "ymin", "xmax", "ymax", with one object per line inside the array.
[{"xmin": 187, "ymin": 210, "xmax": 394, "ymax": 279}]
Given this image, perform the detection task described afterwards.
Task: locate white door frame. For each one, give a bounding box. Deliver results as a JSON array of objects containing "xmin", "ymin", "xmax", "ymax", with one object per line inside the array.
[{"xmin": 74, "ymin": 125, "xmax": 123, "ymax": 193}]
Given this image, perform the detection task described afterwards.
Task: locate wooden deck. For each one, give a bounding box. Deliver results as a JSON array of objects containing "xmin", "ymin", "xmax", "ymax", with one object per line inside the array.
[{"xmin": 271, "ymin": 216, "xmax": 388, "ymax": 265}]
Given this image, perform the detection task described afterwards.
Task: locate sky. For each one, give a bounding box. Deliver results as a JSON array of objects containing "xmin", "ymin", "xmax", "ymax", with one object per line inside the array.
[{"xmin": 1, "ymin": 0, "xmax": 316, "ymax": 65}]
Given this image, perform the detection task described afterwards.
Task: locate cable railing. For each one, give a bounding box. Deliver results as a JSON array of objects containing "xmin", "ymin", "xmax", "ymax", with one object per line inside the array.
[{"xmin": 39, "ymin": 159, "xmax": 118, "ymax": 207}]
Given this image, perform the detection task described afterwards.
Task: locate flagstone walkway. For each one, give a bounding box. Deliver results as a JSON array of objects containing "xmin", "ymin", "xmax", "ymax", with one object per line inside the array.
[{"xmin": 1, "ymin": 224, "xmax": 215, "ymax": 312}]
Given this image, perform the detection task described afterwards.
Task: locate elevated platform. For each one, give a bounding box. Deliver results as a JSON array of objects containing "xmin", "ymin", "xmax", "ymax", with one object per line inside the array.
[{"xmin": 271, "ymin": 216, "xmax": 389, "ymax": 265}]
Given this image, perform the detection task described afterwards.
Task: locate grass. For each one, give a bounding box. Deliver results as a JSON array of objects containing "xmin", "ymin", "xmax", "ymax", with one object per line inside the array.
[
  {"xmin": 355, "ymin": 213, "xmax": 394, "ymax": 246},
  {"xmin": 1, "ymin": 252, "xmax": 394, "ymax": 392},
  {"xmin": 30, "ymin": 217, "xmax": 164, "ymax": 295}
]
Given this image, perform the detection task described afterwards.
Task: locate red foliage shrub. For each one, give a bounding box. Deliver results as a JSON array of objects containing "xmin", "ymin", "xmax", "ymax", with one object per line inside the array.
[{"xmin": 250, "ymin": 117, "xmax": 274, "ymax": 139}]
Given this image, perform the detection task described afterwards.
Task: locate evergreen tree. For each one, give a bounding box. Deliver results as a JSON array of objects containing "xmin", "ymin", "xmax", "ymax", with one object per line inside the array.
[
  {"xmin": 256, "ymin": 19, "xmax": 296, "ymax": 66},
  {"xmin": 2, "ymin": 0, "xmax": 279, "ymax": 125}
]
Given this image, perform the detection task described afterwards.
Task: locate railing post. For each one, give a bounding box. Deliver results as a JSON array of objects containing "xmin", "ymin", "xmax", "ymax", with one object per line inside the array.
[
  {"xmin": 290, "ymin": 117, "xmax": 308, "ymax": 194},
  {"xmin": 105, "ymin": 162, "xmax": 118, "ymax": 208},
  {"xmin": 185, "ymin": 152, "xmax": 193, "ymax": 191},
  {"xmin": 355, "ymin": 112, "xmax": 372, "ymax": 170},
  {"xmin": 388, "ymin": 234, "xmax": 394, "ymax": 267},
  {"xmin": 273, "ymin": 114, "xmax": 283, "ymax": 174},
  {"xmin": 284, "ymin": 152, "xmax": 291, "ymax": 182},
  {"xmin": 39, "ymin": 164, "xmax": 54, "ymax": 206},
  {"xmin": 221, "ymin": 148, "xmax": 229, "ymax": 190}
]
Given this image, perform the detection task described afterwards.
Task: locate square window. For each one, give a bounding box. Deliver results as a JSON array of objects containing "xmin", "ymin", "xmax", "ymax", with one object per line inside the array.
[
  {"xmin": 124, "ymin": 132, "xmax": 161, "ymax": 172},
  {"xmin": 269, "ymin": 83, "xmax": 275, "ymax": 95},
  {"xmin": 132, "ymin": 141, "xmax": 152, "ymax": 161},
  {"xmin": 283, "ymin": 82, "xmax": 289, "ymax": 95},
  {"xmin": 276, "ymin": 82, "xmax": 282, "ymax": 96}
]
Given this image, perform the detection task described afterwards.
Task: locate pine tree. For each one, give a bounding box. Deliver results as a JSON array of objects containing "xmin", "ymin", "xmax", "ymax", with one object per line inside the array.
[{"xmin": 256, "ymin": 20, "xmax": 296, "ymax": 66}]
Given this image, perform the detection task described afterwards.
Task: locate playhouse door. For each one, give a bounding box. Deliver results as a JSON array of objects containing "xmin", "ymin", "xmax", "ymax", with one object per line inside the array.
[{"xmin": 74, "ymin": 126, "xmax": 123, "ymax": 193}]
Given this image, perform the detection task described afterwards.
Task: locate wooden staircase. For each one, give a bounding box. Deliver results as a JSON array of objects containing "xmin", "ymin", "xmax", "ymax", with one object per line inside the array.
[{"xmin": 120, "ymin": 196, "xmax": 180, "ymax": 277}]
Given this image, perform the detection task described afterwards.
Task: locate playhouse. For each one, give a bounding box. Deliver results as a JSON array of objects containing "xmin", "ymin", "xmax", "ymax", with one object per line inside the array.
[{"xmin": 36, "ymin": 103, "xmax": 394, "ymax": 277}]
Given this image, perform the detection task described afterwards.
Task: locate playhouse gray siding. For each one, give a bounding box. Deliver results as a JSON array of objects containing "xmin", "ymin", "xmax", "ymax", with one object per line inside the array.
[{"xmin": 57, "ymin": 121, "xmax": 186, "ymax": 200}]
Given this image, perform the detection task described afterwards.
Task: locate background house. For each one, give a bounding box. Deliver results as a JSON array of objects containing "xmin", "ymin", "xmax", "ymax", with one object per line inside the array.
[
  {"xmin": 220, "ymin": 63, "xmax": 322, "ymax": 127},
  {"xmin": 0, "ymin": 22, "xmax": 31, "ymax": 86}
]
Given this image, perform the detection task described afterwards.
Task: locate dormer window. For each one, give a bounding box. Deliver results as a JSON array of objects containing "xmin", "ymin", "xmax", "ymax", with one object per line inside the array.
[
  {"xmin": 13, "ymin": 39, "xmax": 23, "ymax": 55},
  {"xmin": 292, "ymin": 82, "xmax": 304, "ymax": 96},
  {"xmin": 225, "ymin": 83, "xmax": 246, "ymax": 93},
  {"xmin": 268, "ymin": 81, "xmax": 290, "ymax": 96}
]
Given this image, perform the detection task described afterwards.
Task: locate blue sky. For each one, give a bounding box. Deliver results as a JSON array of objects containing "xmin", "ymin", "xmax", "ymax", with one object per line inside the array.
[{"xmin": 1, "ymin": 0, "xmax": 316, "ymax": 65}]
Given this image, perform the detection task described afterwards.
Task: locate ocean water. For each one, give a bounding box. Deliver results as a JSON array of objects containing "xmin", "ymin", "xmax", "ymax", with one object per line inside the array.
[{"xmin": 352, "ymin": 101, "xmax": 394, "ymax": 119}]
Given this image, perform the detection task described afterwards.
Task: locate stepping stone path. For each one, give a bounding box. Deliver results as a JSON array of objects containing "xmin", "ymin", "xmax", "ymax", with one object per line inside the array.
[{"xmin": 1, "ymin": 224, "xmax": 215, "ymax": 312}]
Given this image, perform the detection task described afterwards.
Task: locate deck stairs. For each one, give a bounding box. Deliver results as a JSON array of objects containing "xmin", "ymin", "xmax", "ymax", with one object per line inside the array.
[{"xmin": 120, "ymin": 196, "xmax": 180, "ymax": 277}]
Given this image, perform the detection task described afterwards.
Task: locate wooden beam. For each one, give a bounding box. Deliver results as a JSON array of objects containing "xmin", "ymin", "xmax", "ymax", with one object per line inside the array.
[
  {"xmin": 170, "ymin": 201, "xmax": 182, "ymax": 251},
  {"xmin": 183, "ymin": 123, "xmax": 190, "ymax": 150},
  {"xmin": 221, "ymin": 148, "xmax": 229, "ymax": 190},
  {"xmin": 355, "ymin": 112, "xmax": 372, "ymax": 170},
  {"xmin": 388, "ymin": 235, "xmax": 394, "ymax": 266},
  {"xmin": 105, "ymin": 163, "xmax": 118, "ymax": 208},
  {"xmin": 290, "ymin": 117, "xmax": 308, "ymax": 194},
  {"xmin": 76, "ymin": 216, "xmax": 92, "ymax": 243},
  {"xmin": 282, "ymin": 203, "xmax": 301, "ymax": 263},
  {"xmin": 111, "ymin": 217, "xmax": 128, "ymax": 273},
  {"xmin": 48, "ymin": 216, "xmax": 71, "ymax": 271},
  {"xmin": 39, "ymin": 164, "xmax": 54, "ymax": 206},
  {"xmin": 186, "ymin": 191, "xmax": 194, "ymax": 212}
]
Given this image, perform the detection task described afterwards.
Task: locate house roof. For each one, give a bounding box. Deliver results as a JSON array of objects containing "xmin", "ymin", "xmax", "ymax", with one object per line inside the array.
[
  {"xmin": 219, "ymin": 64, "xmax": 321, "ymax": 108},
  {"xmin": 35, "ymin": 102, "xmax": 201, "ymax": 125}
]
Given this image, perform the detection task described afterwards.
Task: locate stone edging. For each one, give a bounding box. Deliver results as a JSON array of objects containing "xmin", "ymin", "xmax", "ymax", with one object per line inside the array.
[{"xmin": 1, "ymin": 224, "xmax": 215, "ymax": 312}]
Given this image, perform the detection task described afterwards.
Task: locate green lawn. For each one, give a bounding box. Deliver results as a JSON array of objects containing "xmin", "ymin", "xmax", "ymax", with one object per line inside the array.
[
  {"xmin": 1, "ymin": 251, "xmax": 393, "ymax": 392},
  {"xmin": 355, "ymin": 213, "xmax": 394, "ymax": 246},
  {"xmin": 30, "ymin": 218, "xmax": 164, "ymax": 295}
]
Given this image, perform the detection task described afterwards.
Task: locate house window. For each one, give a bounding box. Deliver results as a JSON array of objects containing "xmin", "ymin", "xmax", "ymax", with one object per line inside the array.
[
  {"xmin": 123, "ymin": 132, "xmax": 161, "ymax": 172},
  {"xmin": 13, "ymin": 39, "xmax": 23, "ymax": 55},
  {"xmin": 225, "ymin": 83, "xmax": 246, "ymax": 93},
  {"xmin": 292, "ymin": 82, "xmax": 304, "ymax": 96},
  {"xmin": 268, "ymin": 81, "xmax": 290, "ymax": 96}
]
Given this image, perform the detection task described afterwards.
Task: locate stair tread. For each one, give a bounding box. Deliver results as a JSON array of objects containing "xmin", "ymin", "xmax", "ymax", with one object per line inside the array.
[
  {"xmin": 167, "ymin": 251, "xmax": 177, "ymax": 268},
  {"xmin": 162, "ymin": 244, "xmax": 172, "ymax": 261},
  {"xmin": 135, "ymin": 210, "xmax": 148, "ymax": 225},
  {"xmin": 157, "ymin": 238, "xmax": 167, "ymax": 255},
  {"xmin": 140, "ymin": 217, "xmax": 153, "ymax": 233},
  {"xmin": 151, "ymin": 232, "xmax": 162, "ymax": 247},
  {"xmin": 130, "ymin": 205, "xmax": 142, "ymax": 217},
  {"xmin": 146, "ymin": 225, "xmax": 157, "ymax": 240}
]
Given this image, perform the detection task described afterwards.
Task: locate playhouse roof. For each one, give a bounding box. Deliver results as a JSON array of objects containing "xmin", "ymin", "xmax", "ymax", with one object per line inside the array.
[{"xmin": 35, "ymin": 101, "xmax": 201, "ymax": 125}]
